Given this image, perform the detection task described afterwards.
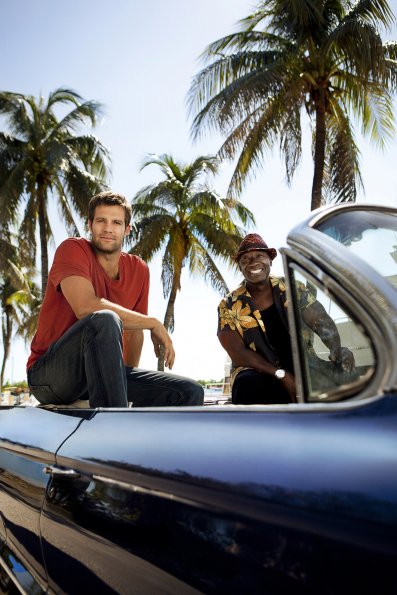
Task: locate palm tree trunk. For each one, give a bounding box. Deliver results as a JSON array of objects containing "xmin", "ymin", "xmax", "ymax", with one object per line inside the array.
[
  {"xmin": 1, "ymin": 310, "xmax": 12, "ymax": 391},
  {"xmin": 157, "ymin": 278, "xmax": 180, "ymax": 372},
  {"xmin": 37, "ymin": 185, "xmax": 49, "ymax": 297},
  {"xmin": 311, "ymin": 88, "xmax": 327, "ymax": 211}
]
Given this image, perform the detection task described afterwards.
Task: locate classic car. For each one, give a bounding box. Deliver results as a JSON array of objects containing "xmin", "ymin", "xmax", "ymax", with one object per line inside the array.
[{"xmin": 1, "ymin": 203, "xmax": 396, "ymax": 594}]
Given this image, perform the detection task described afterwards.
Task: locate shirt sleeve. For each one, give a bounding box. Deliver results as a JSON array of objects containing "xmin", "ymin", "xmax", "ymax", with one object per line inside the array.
[
  {"xmin": 50, "ymin": 239, "xmax": 93, "ymax": 290},
  {"xmin": 217, "ymin": 298, "xmax": 232, "ymax": 333}
]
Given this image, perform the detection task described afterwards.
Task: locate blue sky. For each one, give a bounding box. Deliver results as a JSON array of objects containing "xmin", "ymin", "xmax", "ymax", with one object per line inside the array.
[{"xmin": 1, "ymin": 0, "xmax": 397, "ymax": 383}]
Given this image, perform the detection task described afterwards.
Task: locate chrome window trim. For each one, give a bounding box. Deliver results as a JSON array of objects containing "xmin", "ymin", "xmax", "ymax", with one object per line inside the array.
[{"xmin": 292, "ymin": 203, "xmax": 397, "ymax": 235}]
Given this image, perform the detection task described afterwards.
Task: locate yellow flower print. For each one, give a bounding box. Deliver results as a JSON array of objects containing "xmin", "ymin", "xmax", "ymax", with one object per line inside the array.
[
  {"xmin": 220, "ymin": 299, "xmax": 258, "ymax": 336},
  {"xmin": 230, "ymin": 284, "xmax": 247, "ymax": 303},
  {"xmin": 278, "ymin": 279, "xmax": 287, "ymax": 292}
]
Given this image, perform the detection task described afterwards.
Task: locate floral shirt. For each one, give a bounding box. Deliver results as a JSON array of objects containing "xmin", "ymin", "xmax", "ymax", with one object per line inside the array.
[{"xmin": 217, "ymin": 276, "xmax": 315, "ymax": 385}]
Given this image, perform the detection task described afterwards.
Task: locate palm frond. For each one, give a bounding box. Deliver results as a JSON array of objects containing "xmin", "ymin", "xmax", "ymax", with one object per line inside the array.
[
  {"xmin": 344, "ymin": 0, "xmax": 395, "ymax": 31},
  {"xmin": 52, "ymin": 177, "xmax": 81, "ymax": 236},
  {"xmin": 189, "ymin": 50, "xmax": 288, "ymax": 141},
  {"xmin": 129, "ymin": 214, "xmax": 174, "ymax": 261},
  {"xmin": 62, "ymin": 162, "xmax": 109, "ymax": 216},
  {"xmin": 160, "ymin": 230, "xmax": 185, "ymax": 298},
  {"xmin": 66, "ymin": 134, "xmax": 111, "ymax": 178},
  {"xmin": 322, "ymin": 106, "xmax": 363, "ymax": 203},
  {"xmin": 53, "ymin": 100, "xmax": 105, "ymax": 136},
  {"xmin": 46, "ymin": 87, "xmax": 84, "ymax": 109},
  {"xmin": 362, "ymin": 88, "xmax": 395, "ymax": 146},
  {"xmin": 188, "ymin": 240, "xmax": 230, "ymax": 294}
]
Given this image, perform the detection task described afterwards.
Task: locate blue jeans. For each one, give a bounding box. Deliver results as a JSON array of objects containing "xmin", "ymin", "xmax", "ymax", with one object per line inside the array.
[{"xmin": 27, "ymin": 310, "xmax": 204, "ymax": 408}]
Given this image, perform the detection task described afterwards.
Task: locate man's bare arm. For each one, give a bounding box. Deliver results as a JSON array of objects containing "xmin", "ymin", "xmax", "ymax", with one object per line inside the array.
[
  {"xmin": 302, "ymin": 301, "xmax": 355, "ymax": 372},
  {"xmin": 123, "ymin": 330, "xmax": 144, "ymax": 367},
  {"xmin": 60, "ymin": 275, "xmax": 175, "ymax": 369}
]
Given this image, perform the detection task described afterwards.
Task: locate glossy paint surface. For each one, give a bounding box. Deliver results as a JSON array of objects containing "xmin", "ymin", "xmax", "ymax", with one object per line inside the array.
[
  {"xmin": 0, "ymin": 408, "xmax": 82, "ymax": 593},
  {"xmin": 38, "ymin": 396, "xmax": 397, "ymax": 593}
]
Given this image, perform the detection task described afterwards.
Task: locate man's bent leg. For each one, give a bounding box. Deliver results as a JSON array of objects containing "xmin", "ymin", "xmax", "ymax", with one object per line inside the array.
[
  {"xmin": 232, "ymin": 369, "xmax": 290, "ymax": 405},
  {"xmin": 28, "ymin": 311, "xmax": 128, "ymax": 407},
  {"xmin": 126, "ymin": 368, "xmax": 204, "ymax": 407}
]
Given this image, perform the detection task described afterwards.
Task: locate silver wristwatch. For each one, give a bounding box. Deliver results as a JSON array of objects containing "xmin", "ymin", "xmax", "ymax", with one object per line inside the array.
[{"xmin": 275, "ymin": 368, "xmax": 286, "ymax": 380}]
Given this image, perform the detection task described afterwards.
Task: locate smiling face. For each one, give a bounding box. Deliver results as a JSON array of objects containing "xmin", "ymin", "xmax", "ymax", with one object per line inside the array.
[
  {"xmin": 88, "ymin": 205, "xmax": 131, "ymax": 255},
  {"xmin": 238, "ymin": 249, "xmax": 272, "ymax": 284}
]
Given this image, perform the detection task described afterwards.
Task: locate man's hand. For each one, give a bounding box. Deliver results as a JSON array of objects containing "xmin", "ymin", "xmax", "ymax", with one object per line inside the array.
[
  {"xmin": 329, "ymin": 347, "xmax": 355, "ymax": 373},
  {"xmin": 150, "ymin": 321, "xmax": 175, "ymax": 369},
  {"xmin": 279, "ymin": 371, "xmax": 297, "ymax": 403}
]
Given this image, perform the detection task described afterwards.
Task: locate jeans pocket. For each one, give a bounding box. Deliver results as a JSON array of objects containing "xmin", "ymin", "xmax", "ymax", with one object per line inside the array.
[{"xmin": 28, "ymin": 384, "xmax": 58, "ymax": 405}]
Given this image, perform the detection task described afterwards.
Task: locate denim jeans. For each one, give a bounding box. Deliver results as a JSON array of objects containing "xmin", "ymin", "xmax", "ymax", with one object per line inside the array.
[{"xmin": 27, "ymin": 310, "xmax": 204, "ymax": 408}]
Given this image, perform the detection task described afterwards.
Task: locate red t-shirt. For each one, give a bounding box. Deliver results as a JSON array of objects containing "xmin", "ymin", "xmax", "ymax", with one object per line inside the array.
[{"xmin": 27, "ymin": 238, "xmax": 149, "ymax": 369}]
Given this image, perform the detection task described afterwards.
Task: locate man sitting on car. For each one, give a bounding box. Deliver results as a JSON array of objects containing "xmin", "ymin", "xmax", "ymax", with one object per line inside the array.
[{"xmin": 27, "ymin": 191, "xmax": 204, "ymax": 408}]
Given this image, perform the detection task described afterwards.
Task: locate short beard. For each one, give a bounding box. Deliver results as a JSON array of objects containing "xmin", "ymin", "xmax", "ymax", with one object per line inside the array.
[{"xmin": 91, "ymin": 236, "xmax": 121, "ymax": 255}]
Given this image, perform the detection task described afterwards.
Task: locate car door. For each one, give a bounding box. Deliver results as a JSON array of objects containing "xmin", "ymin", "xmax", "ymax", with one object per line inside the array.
[
  {"xmin": 39, "ymin": 394, "xmax": 397, "ymax": 595},
  {"xmin": 0, "ymin": 406, "xmax": 84, "ymax": 593}
]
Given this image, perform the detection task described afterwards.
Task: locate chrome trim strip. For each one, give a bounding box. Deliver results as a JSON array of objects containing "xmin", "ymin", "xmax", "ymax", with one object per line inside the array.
[
  {"xmin": 0, "ymin": 554, "xmax": 27, "ymax": 595},
  {"xmin": 290, "ymin": 203, "xmax": 397, "ymax": 235},
  {"xmin": 91, "ymin": 474, "xmax": 205, "ymax": 509},
  {"xmin": 43, "ymin": 465, "xmax": 80, "ymax": 477}
]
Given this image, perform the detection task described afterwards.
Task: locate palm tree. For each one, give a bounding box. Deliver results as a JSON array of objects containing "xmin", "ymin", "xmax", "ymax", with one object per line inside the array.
[
  {"xmin": 130, "ymin": 153, "xmax": 255, "ymax": 370},
  {"xmin": 0, "ymin": 246, "xmax": 39, "ymax": 391},
  {"xmin": 1, "ymin": 284, "xmax": 30, "ymax": 391},
  {"xmin": 189, "ymin": 0, "xmax": 397, "ymax": 210},
  {"xmin": 0, "ymin": 88, "xmax": 110, "ymax": 295}
]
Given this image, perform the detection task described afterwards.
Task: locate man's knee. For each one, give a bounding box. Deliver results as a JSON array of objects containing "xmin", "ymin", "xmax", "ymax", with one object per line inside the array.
[
  {"xmin": 232, "ymin": 370, "xmax": 290, "ymax": 405},
  {"xmin": 232, "ymin": 370, "xmax": 259, "ymax": 404},
  {"xmin": 183, "ymin": 380, "xmax": 204, "ymax": 406},
  {"xmin": 90, "ymin": 310, "xmax": 123, "ymax": 335}
]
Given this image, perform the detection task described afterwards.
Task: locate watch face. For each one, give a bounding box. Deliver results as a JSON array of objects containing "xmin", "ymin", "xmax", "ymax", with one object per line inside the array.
[{"xmin": 275, "ymin": 369, "xmax": 286, "ymax": 379}]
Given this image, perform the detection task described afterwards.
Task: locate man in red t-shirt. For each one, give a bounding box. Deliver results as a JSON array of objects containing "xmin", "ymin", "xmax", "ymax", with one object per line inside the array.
[{"xmin": 27, "ymin": 191, "xmax": 204, "ymax": 408}]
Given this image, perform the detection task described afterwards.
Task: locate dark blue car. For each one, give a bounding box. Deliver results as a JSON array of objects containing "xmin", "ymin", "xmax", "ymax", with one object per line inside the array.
[{"xmin": 1, "ymin": 203, "xmax": 396, "ymax": 594}]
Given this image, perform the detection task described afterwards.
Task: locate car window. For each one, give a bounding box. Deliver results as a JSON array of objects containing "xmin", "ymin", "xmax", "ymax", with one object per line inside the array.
[
  {"xmin": 316, "ymin": 210, "xmax": 397, "ymax": 288},
  {"xmin": 290, "ymin": 267, "xmax": 375, "ymax": 402}
]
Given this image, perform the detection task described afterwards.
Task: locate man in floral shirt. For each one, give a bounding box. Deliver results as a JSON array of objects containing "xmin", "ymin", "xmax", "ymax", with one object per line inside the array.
[{"xmin": 218, "ymin": 233, "xmax": 355, "ymax": 404}]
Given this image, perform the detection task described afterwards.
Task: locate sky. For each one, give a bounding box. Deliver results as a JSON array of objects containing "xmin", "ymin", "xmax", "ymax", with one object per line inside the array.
[{"xmin": 1, "ymin": 0, "xmax": 397, "ymax": 384}]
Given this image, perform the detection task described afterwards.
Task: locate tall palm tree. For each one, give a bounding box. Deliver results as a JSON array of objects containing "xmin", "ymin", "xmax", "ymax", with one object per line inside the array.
[
  {"xmin": 189, "ymin": 0, "xmax": 397, "ymax": 210},
  {"xmin": 0, "ymin": 246, "xmax": 39, "ymax": 391},
  {"xmin": 130, "ymin": 153, "xmax": 255, "ymax": 370},
  {"xmin": 0, "ymin": 88, "xmax": 110, "ymax": 295},
  {"xmin": 1, "ymin": 283, "xmax": 31, "ymax": 391}
]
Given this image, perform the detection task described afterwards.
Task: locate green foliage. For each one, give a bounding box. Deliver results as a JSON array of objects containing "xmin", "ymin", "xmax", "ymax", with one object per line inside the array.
[
  {"xmin": 130, "ymin": 153, "xmax": 255, "ymax": 369},
  {"xmin": 0, "ymin": 87, "xmax": 111, "ymax": 295},
  {"xmin": 197, "ymin": 378, "xmax": 224, "ymax": 386},
  {"xmin": 0, "ymin": 234, "xmax": 40, "ymax": 391},
  {"xmin": 189, "ymin": 0, "xmax": 397, "ymax": 209},
  {"xmin": 2, "ymin": 380, "xmax": 28, "ymax": 390}
]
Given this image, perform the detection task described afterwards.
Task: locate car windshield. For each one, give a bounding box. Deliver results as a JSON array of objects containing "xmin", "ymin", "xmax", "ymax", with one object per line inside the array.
[{"xmin": 316, "ymin": 210, "xmax": 397, "ymax": 288}]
